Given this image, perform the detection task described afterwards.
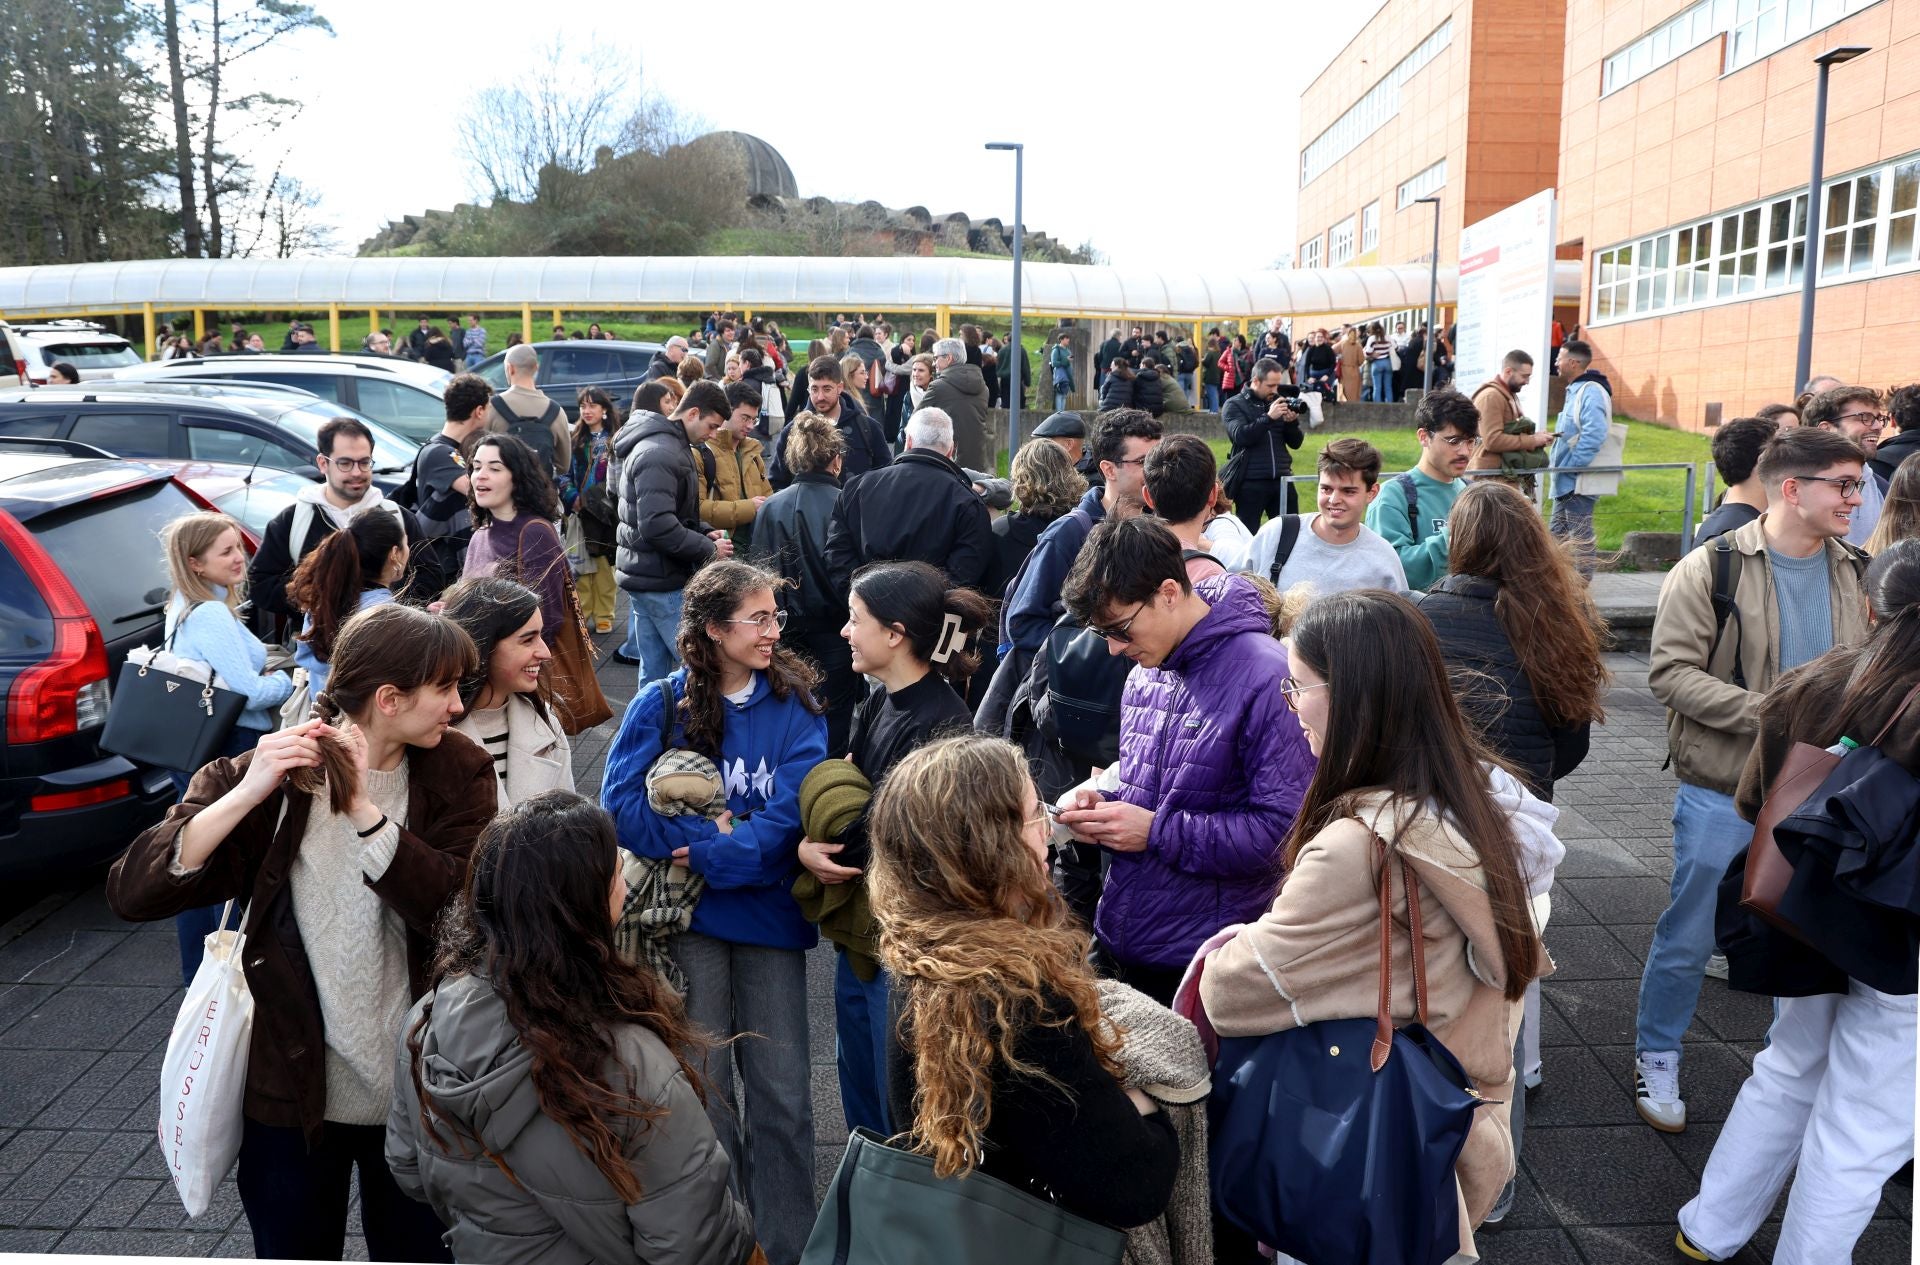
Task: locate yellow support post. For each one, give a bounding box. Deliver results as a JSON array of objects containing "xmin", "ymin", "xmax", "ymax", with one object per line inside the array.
[
  {"xmin": 142, "ymin": 303, "xmax": 155, "ymax": 359},
  {"xmin": 369, "ymin": 309, "xmax": 380, "ymax": 342},
  {"xmin": 935, "ymin": 306, "xmax": 951, "ymax": 339},
  {"xmin": 552, "ymin": 309, "xmax": 563, "ymax": 333},
  {"xmin": 328, "ymin": 304, "xmax": 340, "ymax": 353},
  {"xmin": 192, "ymin": 309, "xmax": 205, "ymax": 343},
  {"xmin": 522, "ymin": 304, "xmax": 534, "ymax": 345}
]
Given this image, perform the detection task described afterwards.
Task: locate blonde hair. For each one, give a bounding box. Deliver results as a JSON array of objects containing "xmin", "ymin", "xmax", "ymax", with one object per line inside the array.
[
  {"xmin": 839, "ymin": 354, "xmax": 867, "ymax": 392},
  {"xmin": 658, "ymin": 376, "xmax": 687, "ymax": 407},
  {"xmin": 1010, "ymin": 437, "xmax": 1086, "ymax": 520},
  {"xmin": 162, "ymin": 512, "xmax": 245, "ymax": 611},
  {"xmin": 783, "ymin": 411, "xmax": 846, "ymax": 475},
  {"xmin": 867, "ymin": 735, "xmax": 1121, "ymax": 1179}
]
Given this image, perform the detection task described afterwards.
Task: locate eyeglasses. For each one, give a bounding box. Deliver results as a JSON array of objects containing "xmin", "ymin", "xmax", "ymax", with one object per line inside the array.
[
  {"xmin": 720, "ymin": 610, "xmax": 789, "ymax": 634},
  {"xmin": 1110, "ymin": 455, "xmax": 1149, "ymax": 468},
  {"xmin": 325, "ymin": 456, "xmax": 374, "ymax": 472},
  {"xmin": 1090, "ymin": 602, "xmax": 1147, "ymax": 644},
  {"xmin": 1278, "ymin": 675, "xmax": 1329, "ymax": 712},
  {"xmin": 1834, "ymin": 411, "xmax": 1891, "ymax": 430},
  {"xmin": 1793, "ymin": 474, "xmax": 1869, "ymax": 498},
  {"xmin": 1427, "ymin": 434, "xmax": 1476, "ymax": 449}
]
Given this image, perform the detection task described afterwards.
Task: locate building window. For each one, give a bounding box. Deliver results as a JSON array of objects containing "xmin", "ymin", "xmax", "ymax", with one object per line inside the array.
[
  {"xmin": 1396, "ymin": 160, "xmax": 1445, "ymax": 210},
  {"xmin": 1329, "ymin": 216, "xmax": 1357, "ymax": 266},
  {"xmin": 1300, "ymin": 21, "xmax": 1452, "ymax": 188},
  {"xmin": 1589, "ymin": 149, "xmax": 1920, "ymax": 326},
  {"xmin": 1603, "ymin": 0, "xmax": 1881, "ymax": 95},
  {"xmin": 1361, "ymin": 201, "xmax": 1380, "ymax": 252},
  {"xmin": 1300, "ymin": 236, "xmax": 1323, "ymax": 270}
]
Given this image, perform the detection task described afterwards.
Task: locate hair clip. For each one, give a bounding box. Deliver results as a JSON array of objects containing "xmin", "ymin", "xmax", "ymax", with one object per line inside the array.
[{"xmin": 929, "ymin": 612, "xmax": 967, "ymax": 664}]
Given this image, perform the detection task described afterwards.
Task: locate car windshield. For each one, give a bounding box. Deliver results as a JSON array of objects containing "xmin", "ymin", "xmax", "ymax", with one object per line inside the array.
[
  {"xmin": 41, "ymin": 342, "xmax": 141, "ymax": 367},
  {"xmin": 211, "ymin": 472, "xmax": 312, "ymax": 538},
  {"xmin": 272, "ymin": 402, "xmax": 417, "ymax": 472}
]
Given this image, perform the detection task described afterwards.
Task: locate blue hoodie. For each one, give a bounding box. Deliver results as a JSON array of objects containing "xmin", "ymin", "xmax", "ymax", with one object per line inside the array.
[{"xmin": 602, "ymin": 668, "xmax": 827, "ymax": 950}]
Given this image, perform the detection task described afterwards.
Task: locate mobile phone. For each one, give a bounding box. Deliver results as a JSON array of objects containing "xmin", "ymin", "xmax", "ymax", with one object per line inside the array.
[{"xmin": 1044, "ymin": 801, "xmax": 1066, "ymax": 821}]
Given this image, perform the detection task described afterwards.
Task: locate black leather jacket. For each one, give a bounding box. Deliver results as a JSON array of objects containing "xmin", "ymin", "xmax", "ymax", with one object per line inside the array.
[{"xmin": 749, "ymin": 472, "xmax": 842, "ymax": 628}]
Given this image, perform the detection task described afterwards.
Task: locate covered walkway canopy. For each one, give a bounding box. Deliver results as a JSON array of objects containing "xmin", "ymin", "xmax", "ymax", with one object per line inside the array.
[{"xmin": 0, "ymin": 254, "xmax": 1584, "ymax": 338}]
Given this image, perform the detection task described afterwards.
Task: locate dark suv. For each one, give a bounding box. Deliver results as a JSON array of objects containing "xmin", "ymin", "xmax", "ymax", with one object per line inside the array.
[
  {"xmin": 473, "ymin": 340, "xmax": 665, "ymax": 419},
  {"xmin": 0, "ymin": 383, "xmax": 417, "ymax": 493},
  {"xmin": 0, "ymin": 453, "xmax": 223, "ymax": 878}
]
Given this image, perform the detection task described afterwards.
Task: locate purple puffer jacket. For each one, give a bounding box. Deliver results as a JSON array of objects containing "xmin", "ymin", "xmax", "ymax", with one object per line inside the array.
[{"xmin": 1097, "ymin": 575, "xmax": 1316, "ymax": 970}]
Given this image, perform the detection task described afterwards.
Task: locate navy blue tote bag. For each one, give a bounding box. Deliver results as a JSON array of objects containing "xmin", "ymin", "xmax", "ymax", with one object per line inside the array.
[{"xmin": 1208, "ymin": 840, "xmax": 1490, "ymax": 1265}]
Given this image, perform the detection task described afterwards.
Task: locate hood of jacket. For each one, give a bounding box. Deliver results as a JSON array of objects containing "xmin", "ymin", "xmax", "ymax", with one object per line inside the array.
[
  {"xmin": 414, "ymin": 973, "xmax": 541, "ymax": 1156},
  {"xmin": 848, "ymin": 337, "xmax": 884, "ymax": 364},
  {"xmin": 617, "ymin": 408, "xmax": 681, "ymax": 460},
  {"xmin": 934, "ymin": 362, "xmax": 988, "ymax": 401},
  {"xmin": 1164, "ymin": 574, "xmax": 1274, "ymax": 673},
  {"xmin": 295, "ymin": 479, "xmax": 392, "ymax": 529},
  {"xmin": 1870, "ymin": 428, "xmax": 1920, "ymax": 479},
  {"xmin": 1569, "ymin": 367, "xmax": 1612, "ymax": 393}
]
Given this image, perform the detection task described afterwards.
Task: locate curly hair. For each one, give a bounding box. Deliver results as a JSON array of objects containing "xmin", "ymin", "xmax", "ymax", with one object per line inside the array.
[
  {"xmin": 867, "ymin": 735, "xmax": 1123, "ymax": 1179},
  {"xmin": 673, "ymin": 560, "xmax": 822, "ymax": 758},
  {"xmin": 1010, "ymin": 436, "xmax": 1087, "ymax": 521},
  {"xmin": 782, "ymin": 412, "xmax": 846, "ymax": 475},
  {"xmin": 467, "ymin": 432, "xmax": 560, "ymax": 526}
]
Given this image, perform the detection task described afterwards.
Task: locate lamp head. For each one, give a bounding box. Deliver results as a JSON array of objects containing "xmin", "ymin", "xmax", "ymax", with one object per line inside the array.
[
  {"xmin": 1415, "ymin": 195, "xmax": 1440, "ymax": 206},
  {"xmin": 1815, "ymin": 45, "xmax": 1870, "ymax": 65},
  {"xmin": 985, "ymin": 142, "xmax": 1022, "ymax": 152}
]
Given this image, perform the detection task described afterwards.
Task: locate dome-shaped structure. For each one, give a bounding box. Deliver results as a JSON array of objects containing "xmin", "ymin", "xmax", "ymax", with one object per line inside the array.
[{"xmin": 692, "ymin": 131, "xmax": 798, "ymax": 199}]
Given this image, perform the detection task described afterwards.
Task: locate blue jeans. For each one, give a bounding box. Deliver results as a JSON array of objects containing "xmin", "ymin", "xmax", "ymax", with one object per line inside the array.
[
  {"xmin": 625, "ymin": 587, "xmax": 684, "ymax": 688},
  {"xmin": 463, "ymin": 351, "xmax": 482, "ymax": 369},
  {"xmin": 1637, "ymin": 783, "xmax": 1752, "ymax": 1055},
  {"xmin": 1369, "ymin": 359, "xmax": 1393, "ymax": 402},
  {"xmin": 1204, "ymin": 384, "xmax": 1222, "ymax": 411},
  {"xmin": 171, "ymin": 725, "xmax": 266, "ymax": 986},
  {"xmin": 834, "ymin": 953, "xmax": 892, "ymax": 1136},
  {"xmin": 1178, "ymin": 371, "xmax": 1195, "ymax": 397},
  {"xmin": 1552, "ymin": 492, "xmax": 1598, "ymax": 579},
  {"xmin": 1053, "ymin": 387, "xmax": 1070, "ymax": 413}
]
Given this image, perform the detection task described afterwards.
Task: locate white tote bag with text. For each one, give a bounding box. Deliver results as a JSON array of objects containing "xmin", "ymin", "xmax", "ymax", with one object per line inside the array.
[{"xmin": 157, "ymin": 895, "xmax": 257, "ymax": 1216}]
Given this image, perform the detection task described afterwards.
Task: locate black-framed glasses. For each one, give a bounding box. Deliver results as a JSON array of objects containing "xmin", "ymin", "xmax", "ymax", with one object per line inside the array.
[
  {"xmin": 1278, "ymin": 675, "xmax": 1328, "ymax": 712},
  {"xmin": 1110, "ymin": 455, "xmax": 1149, "ymax": 468},
  {"xmin": 1090, "ymin": 602, "xmax": 1147, "ymax": 644},
  {"xmin": 325, "ymin": 455, "xmax": 374, "ymax": 472},
  {"xmin": 1794, "ymin": 474, "xmax": 1868, "ymax": 498},
  {"xmin": 721, "ymin": 610, "xmax": 789, "ymax": 634},
  {"xmin": 1834, "ymin": 411, "xmax": 1891, "ymax": 430}
]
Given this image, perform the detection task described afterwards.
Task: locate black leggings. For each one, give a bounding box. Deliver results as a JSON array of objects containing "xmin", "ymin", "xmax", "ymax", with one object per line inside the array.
[{"xmin": 1233, "ymin": 477, "xmax": 1296, "ymax": 532}]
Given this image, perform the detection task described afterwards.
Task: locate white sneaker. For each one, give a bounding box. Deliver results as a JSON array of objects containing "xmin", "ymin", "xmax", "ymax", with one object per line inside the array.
[
  {"xmin": 1635, "ymin": 1051, "xmax": 1687, "ymax": 1132},
  {"xmin": 1704, "ymin": 952, "xmax": 1729, "ymax": 981},
  {"xmin": 1524, "ymin": 1064, "xmax": 1543, "ymax": 1091}
]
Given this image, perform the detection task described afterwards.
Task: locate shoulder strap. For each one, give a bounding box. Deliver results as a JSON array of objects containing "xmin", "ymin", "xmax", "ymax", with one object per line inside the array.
[
  {"xmin": 656, "ymin": 679, "xmax": 677, "ymax": 750},
  {"xmin": 1370, "ymin": 833, "xmax": 1428, "ymax": 1073},
  {"xmin": 1708, "ymin": 537, "xmax": 1746, "ymax": 689},
  {"xmin": 1394, "ymin": 473, "xmax": 1420, "ymax": 537},
  {"xmin": 1267, "ymin": 514, "xmax": 1302, "ymax": 584},
  {"xmin": 1869, "ymin": 682, "xmax": 1920, "ymax": 748},
  {"xmin": 699, "ymin": 444, "xmax": 719, "ymax": 497},
  {"xmin": 491, "ymin": 396, "xmax": 522, "ymax": 425}
]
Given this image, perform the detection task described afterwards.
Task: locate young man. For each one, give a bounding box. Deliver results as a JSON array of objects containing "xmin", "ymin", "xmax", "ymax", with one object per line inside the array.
[
  {"xmin": 1549, "ymin": 338, "xmax": 1613, "ymax": 577},
  {"xmin": 409, "ymin": 373, "xmax": 492, "ymax": 597},
  {"xmin": 486, "ymin": 343, "xmax": 570, "ymax": 482},
  {"xmin": 1637, "ymin": 426, "xmax": 1871, "ymax": 1133},
  {"xmin": 1056, "ymin": 515, "xmax": 1314, "ymax": 1004},
  {"xmin": 1803, "ymin": 384, "xmax": 1890, "ymax": 546},
  {"xmin": 1140, "ymin": 435, "xmax": 1227, "ymax": 581},
  {"xmin": 461, "ymin": 313, "xmax": 487, "ymax": 368},
  {"xmin": 1468, "ymin": 349, "xmax": 1554, "ymax": 474},
  {"xmin": 1868, "ymin": 382, "xmax": 1920, "ymax": 485},
  {"xmin": 1365, "ymin": 387, "xmax": 1480, "ymax": 592},
  {"xmin": 1246, "ymin": 438, "xmax": 1406, "ymax": 593},
  {"xmin": 697, "ymin": 381, "xmax": 773, "ymax": 556},
  {"xmin": 1048, "ymin": 333, "xmax": 1075, "ymax": 413},
  {"xmin": 1689, "ymin": 415, "xmax": 1778, "ymax": 551},
  {"xmin": 765, "ymin": 356, "xmax": 890, "ymax": 490},
  {"xmin": 1221, "ymin": 357, "xmax": 1306, "ymax": 530}
]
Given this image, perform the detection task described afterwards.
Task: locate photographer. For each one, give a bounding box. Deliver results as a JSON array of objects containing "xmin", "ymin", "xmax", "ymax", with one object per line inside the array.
[{"xmin": 1222, "ymin": 357, "xmax": 1306, "ymax": 530}]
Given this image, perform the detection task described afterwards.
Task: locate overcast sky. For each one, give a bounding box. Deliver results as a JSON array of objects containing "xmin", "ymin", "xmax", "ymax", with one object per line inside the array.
[{"xmin": 265, "ymin": 1, "xmax": 1384, "ymax": 272}]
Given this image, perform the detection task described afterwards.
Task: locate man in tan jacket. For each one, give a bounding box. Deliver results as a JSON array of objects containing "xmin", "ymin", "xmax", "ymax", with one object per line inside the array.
[
  {"xmin": 1467, "ymin": 349, "xmax": 1553, "ymax": 473},
  {"xmin": 1636, "ymin": 426, "xmax": 1870, "ymax": 1134},
  {"xmin": 698, "ymin": 381, "xmax": 772, "ymax": 553}
]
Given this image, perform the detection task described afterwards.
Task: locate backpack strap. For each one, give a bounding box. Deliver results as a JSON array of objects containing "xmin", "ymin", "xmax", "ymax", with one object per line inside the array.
[
  {"xmin": 1267, "ymin": 514, "xmax": 1302, "ymax": 584},
  {"xmin": 1393, "ymin": 473, "xmax": 1420, "ymax": 539},
  {"xmin": 699, "ymin": 444, "xmax": 719, "ymax": 498},
  {"xmin": 1707, "ymin": 536, "xmax": 1745, "ymax": 690},
  {"xmin": 656, "ymin": 679, "xmax": 677, "ymax": 750}
]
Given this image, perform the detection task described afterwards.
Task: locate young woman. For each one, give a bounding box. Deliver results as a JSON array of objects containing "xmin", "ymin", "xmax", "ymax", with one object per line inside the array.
[
  {"xmin": 1337, "ymin": 326, "xmax": 1363, "ymax": 403},
  {"xmin": 1098, "ymin": 359, "xmax": 1135, "ymax": 412},
  {"xmin": 568, "ymin": 386, "xmax": 622, "ymax": 634},
  {"xmin": 107, "ymin": 604, "xmax": 492, "ymax": 1262},
  {"xmin": 1364, "ymin": 321, "xmax": 1393, "ymax": 402},
  {"xmin": 586, "ymin": 321, "xmax": 604, "ymax": 339},
  {"xmin": 1672, "ymin": 538, "xmax": 1920, "ymax": 1264},
  {"xmin": 601, "ymin": 560, "xmax": 828, "ymax": 1265},
  {"xmin": 156, "ymin": 513, "xmax": 297, "ymax": 984},
  {"xmin": 441, "ymin": 576, "xmax": 575, "ymax": 810},
  {"xmin": 287, "ymin": 508, "xmax": 408, "ymax": 700},
  {"xmin": 389, "ymin": 790, "xmax": 756, "ymax": 1265},
  {"xmin": 461, "ymin": 432, "xmax": 569, "ymax": 647},
  {"xmin": 1216, "ymin": 336, "xmax": 1242, "ymax": 398},
  {"xmin": 986, "ymin": 438, "xmax": 1087, "ymax": 603},
  {"xmin": 750, "ymin": 414, "xmax": 858, "ymax": 756},
  {"xmin": 870, "ymin": 734, "xmax": 1180, "ymax": 1231},
  {"xmin": 902, "ymin": 352, "xmax": 934, "ymax": 428},
  {"xmin": 422, "ymin": 326, "xmax": 458, "ymax": 373},
  {"xmin": 1197, "ymin": 590, "xmax": 1555, "ymax": 1260},
  {"xmin": 1202, "ymin": 335, "xmax": 1224, "ymax": 412},
  {"xmin": 1865, "ymin": 456, "xmax": 1920, "ymax": 554},
  {"xmin": 796, "ymin": 562, "xmax": 991, "ymax": 1134}
]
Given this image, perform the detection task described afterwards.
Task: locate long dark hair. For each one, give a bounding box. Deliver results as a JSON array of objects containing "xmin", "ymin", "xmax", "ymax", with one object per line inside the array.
[
  {"xmin": 1446, "ymin": 481, "xmax": 1609, "ymax": 727},
  {"xmin": 849, "ymin": 561, "xmax": 995, "ymax": 687},
  {"xmin": 439, "ymin": 575, "xmax": 553, "ymax": 723},
  {"xmin": 1286, "ymin": 590, "xmax": 1542, "ymax": 1002},
  {"xmin": 468, "ymin": 433, "xmax": 560, "ymax": 526},
  {"xmin": 286, "ymin": 510, "xmax": 406, "ymax": 661},
  {"xmin": 1836, "ymin": 539, "xmax": 1920, "ymax": 737},
  {"xmin": 408, "ymin": 791, "xmax": 708, "ymax": 1202},
  {"xmin": 674, "ymin": 561, "xmax": 822, "ymax": 759},
  {"xmin": 570, "ymin": 386, "xmax": 620, "ymax": 465},
  {"xmin": 297, "ymin": 604, "xmax": 478, "ymax": 813}
]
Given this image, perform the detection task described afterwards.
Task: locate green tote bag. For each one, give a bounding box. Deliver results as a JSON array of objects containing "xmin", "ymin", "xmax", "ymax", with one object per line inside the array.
[{"xmin": 800, "ymin": 1128, "xmax": 1126, "ymax": 1265}]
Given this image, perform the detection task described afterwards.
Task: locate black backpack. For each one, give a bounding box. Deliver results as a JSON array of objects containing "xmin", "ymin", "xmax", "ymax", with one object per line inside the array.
[
  {"xmin": 1044, "ymin": 612, "xmax": 1133, "ymax": 768},
  {"xmin": 491, "ymin": 395, "xmax": 562, "ymax": 474},
  {"xmin": 1264, "ymin": 515, "xmax": 1303, "ymax": 583},
  {"xmin": 1393, "ymin": 472, "xmax": 1422, "ymax": 538}
]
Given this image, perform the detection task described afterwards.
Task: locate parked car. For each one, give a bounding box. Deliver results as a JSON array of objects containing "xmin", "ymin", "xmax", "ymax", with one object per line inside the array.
[
  {"xmin": 472, "ymin": 339, "xmax": 665, "ymax": 419},
  {"xmin": 1, "ymin": 320, "xmax": 143, "ymax": 386},
  {"xmin": 139, "ymin": 460, "xmax": 317, "ymax": 547},
  {"xmin": 114, "ymin": 353, "xmax": 452, "ymax": 443},
  {"xmin": 0, "ymin": 383, "xmax": 418, "ymax": 493},
  {"xmin": 0, "ymin": 452, "xmax": 234, "ymax": 877}
]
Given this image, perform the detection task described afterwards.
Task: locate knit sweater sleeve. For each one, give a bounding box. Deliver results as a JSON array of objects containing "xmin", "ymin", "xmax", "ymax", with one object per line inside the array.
[
  {"xmin": 178, "ymin": 603, "xmax": 293, "ymax": 710},
  {"xmin": 515, "ymin": 519, "xmax": 572, "ymax": 645}
]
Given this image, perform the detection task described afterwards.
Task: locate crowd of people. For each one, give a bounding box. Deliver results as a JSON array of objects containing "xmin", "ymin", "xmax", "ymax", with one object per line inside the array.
[{"xmin": 93, "ymin": 309, "xmax": 1920, "ymax": 1265}]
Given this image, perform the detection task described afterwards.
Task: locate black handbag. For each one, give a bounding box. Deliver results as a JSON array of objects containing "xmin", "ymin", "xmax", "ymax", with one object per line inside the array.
[{"xmin": 100, "ymin": 606, "xmax": 249, "ymax": 773}]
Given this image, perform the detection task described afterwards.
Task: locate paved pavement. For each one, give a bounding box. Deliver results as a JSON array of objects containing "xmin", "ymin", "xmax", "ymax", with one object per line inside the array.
[{"xmin": 0, "ymin": 628, "xmax": 1910, "ymax": 1262}]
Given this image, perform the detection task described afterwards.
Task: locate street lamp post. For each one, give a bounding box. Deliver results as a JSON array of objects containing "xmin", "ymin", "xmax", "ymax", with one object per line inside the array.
[
  {"xmin": 1795, "ymin": 45, "xmax": 1871, "ymax": 398},
  {"xmin": 1414, "ymin": 195, "xmax": 1441, "ymax": 395},
  {"xmin": 987, "ymin": 142, "xmax": 1024, "ymax": 459}
]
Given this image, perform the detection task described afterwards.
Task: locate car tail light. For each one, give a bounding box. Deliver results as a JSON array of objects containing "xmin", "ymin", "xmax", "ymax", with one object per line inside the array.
[
  {"xmin": 30, "ymin": 779, "xmax": 131, "ymax": 813},
  {"xmin": 0, "ymin": 510, "xmax": 111, "ymax": 744},
  {"xmin": 167, "ymin": 476, "xmax": 258, "ymax": 550},
  {"xmin": 11, "ymin": 356, "xmax": 28, "ymax": 387}
]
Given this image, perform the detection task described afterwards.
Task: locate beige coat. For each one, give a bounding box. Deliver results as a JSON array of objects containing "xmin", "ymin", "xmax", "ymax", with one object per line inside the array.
[
  {"xmin": 1199, "ymin": 794, "xmax": 1552, "ymax": 1256},
  {"xmin": 1336, "ymin": 332, "xmax": 1362, "ymax": 402},
  {"xmin": 455, "ymin": 694, "xmax": 574, "ymax": 811},
  {"xmin": 699, "ymin": 428, "xmax": 771, "ymax": 532},
  {"xmin": 1648, "ymin": 514, "xmax": 1869, "ymax": 794},
  {"xmin": 1468, "ymin": 379, "xmax": 1527, "ymax": 472}
]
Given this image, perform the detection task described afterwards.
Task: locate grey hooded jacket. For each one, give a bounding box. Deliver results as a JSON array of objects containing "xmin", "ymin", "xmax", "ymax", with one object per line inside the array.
[
  {"xmin": 386, "ymin": 973, "xmax": 756, "ymax": 1265},
  {"xmin": 615, "ymin": 409, "xmax": 716, "ymax": 594}
]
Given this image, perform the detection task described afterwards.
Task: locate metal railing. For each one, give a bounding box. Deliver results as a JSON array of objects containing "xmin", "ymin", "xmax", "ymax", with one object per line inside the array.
[{"xmin": 1285, "ymin": 461, "xmax": 1704, "ymax": 553}]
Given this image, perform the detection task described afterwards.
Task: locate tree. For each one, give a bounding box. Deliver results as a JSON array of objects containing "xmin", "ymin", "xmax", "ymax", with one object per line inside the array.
[{"xmin": 231, "ymin": 168, "xmax": 335, "ymax": 258}]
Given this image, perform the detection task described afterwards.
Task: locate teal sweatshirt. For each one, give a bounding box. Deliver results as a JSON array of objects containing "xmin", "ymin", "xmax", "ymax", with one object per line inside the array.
[{"xmin": 1364, "ymin": 467, "xmax": 1465, "ymax": 592}]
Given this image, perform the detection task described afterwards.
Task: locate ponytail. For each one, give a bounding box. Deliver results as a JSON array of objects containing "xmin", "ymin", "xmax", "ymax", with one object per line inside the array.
[
  {"xmin": 288, "ymin": 511, "xmax": 406, "ymax": 661},
  {"xmin": 848, "ymin": 561, "xmax": 996, "ymax": 686}
]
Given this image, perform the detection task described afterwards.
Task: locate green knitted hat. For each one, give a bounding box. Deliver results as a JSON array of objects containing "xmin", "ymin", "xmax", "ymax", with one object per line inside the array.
[{"xmin": 800, "ymin": 759, "xmax": 873, "ymax": 843}]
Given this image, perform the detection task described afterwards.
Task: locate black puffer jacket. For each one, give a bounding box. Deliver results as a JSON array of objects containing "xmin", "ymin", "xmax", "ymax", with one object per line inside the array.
[
  {"xmin": 1416, "ymin": 574, "xmax": 1591, "ymax": 797},
  {"xmin": 1132, "ymin": 366, "xmax": 1166, "ymax": 417},
  {"xmin": 749, "ymin": 471, "xmax": 841, "ymax": 629},
  {"xmin": 1221, "ymin": 385, "xmax": 1304, "ymax": 482},
  {"xmin": 1869, "ymin": 427, "xmax": 1920, "ymax": 485},
  {"xmin": 614, "ymin": 410, "xmax": 715, "ymax": 593},
  {"xmin": 1098, "ymin": 372, "xmax": 1134, "ymax": 414}
]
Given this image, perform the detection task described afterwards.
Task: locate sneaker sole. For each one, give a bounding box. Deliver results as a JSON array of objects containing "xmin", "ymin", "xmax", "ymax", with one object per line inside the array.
[
  {"xmin": 1674, "ymin": 1228, "xmax": 1710, "ymax": 1260},
  {"xmin": 1636, "ymin": 1099, "xmax": 1686, "ymax": 1133}
]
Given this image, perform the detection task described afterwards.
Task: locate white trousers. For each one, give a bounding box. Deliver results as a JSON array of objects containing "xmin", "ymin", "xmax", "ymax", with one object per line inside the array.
[{"xmin": 1677, "ymin": 981, "xmax": 1917, "ymax": 1263}]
